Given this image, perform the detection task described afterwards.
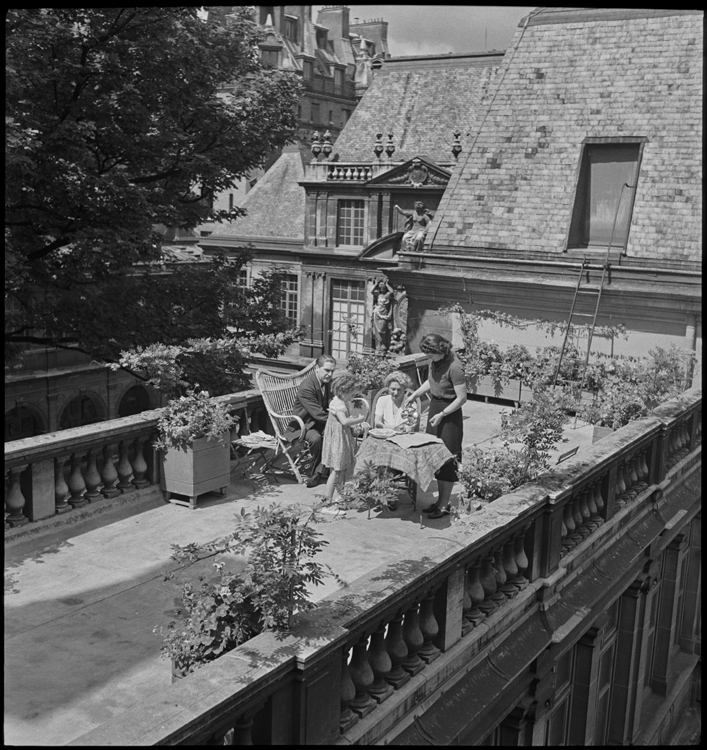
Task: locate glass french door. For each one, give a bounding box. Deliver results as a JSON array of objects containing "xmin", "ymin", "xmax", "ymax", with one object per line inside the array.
[{"xmin": 330, "ymin": 279, "xmax": 365, "ymax": 362}]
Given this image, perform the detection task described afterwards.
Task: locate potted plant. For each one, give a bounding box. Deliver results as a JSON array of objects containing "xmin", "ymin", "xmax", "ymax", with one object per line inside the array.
[
  {"xmin": 156, "ymin": 389, "xmax": 237, "ymax": 509},
  {"xmin": 156, "ymin": 502, "xmax": 338, "ymax": 679}
]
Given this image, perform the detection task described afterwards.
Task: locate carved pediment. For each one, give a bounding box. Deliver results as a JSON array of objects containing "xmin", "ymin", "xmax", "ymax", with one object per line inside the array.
[
  {"xmin": 358, "ymin": 231, "xmax": 403, "ymax": 261},
  {"xmin": 366, "ymin": 157, "xmax": 451, "ymax": 189}
]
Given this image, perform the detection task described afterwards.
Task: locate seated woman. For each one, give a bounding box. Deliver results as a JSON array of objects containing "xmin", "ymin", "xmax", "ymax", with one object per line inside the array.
[{"xmin": 375, "ymin": 371, "xmax": 416, "ymax": 431}]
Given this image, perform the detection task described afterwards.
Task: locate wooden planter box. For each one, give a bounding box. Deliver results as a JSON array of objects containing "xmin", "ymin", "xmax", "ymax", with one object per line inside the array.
[
  {"xmin": 467, "ymin": 376, "xmax": 529, "ymax": 404},
  {"xmin": 161, "ymin": 433, "xmax": 231, "ymax": 510}
]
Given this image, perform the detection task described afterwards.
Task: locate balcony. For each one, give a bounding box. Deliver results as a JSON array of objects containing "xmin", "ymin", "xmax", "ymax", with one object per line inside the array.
[{"xmin": 5, "ymin": 357, "xmax": 701, "ymax": 745}]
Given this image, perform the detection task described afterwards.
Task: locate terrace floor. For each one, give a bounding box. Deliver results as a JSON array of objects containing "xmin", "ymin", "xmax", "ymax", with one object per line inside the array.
[{"xmin": 4, "ymin": 399, "xmax": 598, "ymax": 746}]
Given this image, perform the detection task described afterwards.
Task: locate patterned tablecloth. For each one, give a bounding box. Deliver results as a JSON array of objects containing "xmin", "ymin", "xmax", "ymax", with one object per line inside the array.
[{"xmin": 354, "ymin": 434, "xmax": 454, "ymax": 491}]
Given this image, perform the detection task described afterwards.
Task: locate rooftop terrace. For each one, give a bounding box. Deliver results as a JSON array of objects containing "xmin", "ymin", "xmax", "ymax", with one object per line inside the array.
[{"xmin": 4, "ymin": 360, "xmax": 701, "ymax": 745}]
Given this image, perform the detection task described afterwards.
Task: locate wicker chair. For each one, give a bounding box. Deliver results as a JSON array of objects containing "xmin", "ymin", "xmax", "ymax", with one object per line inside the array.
[{"xmin": 254, "ymin": 361, "xmax": 317, "ymax": 483}]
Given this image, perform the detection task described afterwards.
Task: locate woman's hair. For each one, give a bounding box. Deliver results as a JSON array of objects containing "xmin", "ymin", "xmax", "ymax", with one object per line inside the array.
[
  {"xmin": 384, "ymin": 370, "xmax": 413, "ymax": 390},
  {"xmin": 330, "ymin": 372, "xmax": 360, "ymax": 397},
  {"xmin": 419, "ymin": 333, "xmax": 454, "ymax": 356}
]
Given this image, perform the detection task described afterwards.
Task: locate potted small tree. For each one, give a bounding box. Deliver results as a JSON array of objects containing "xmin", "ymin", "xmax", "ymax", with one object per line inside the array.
[{"xmin": 156, "ymin": 389, "xmax": 236, "ymax": 508}]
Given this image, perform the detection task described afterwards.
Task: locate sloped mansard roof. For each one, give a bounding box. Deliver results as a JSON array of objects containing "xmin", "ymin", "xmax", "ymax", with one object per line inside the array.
[
  {"xmin": 429, "ymin": 8, "xmax": 703, "ymax": 262},
  {"xmin": 207, "ymin": 145, "xmax": 306, "ymax": 241},
  {"xmin": 333, "ymin": 53, "xmax": 504, "ymax": 164}
]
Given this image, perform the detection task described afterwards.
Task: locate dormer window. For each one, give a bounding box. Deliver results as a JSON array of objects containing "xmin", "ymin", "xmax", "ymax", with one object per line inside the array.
[
  {"xmin": 261, "ymin": 48, "xmax": 279, "ymax": 67},
  {"xmin": 303, "ymin": 60, "xmax": 313, "ymax": 80},
  {"xmin": 285, "ymin": 17, "xmax": 298, "ymax": 42}
]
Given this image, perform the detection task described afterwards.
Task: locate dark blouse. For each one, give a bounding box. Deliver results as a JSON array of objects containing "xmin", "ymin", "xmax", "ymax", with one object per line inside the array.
[{"xmin": 428, "ymin": 354, "xmax": 466, "ymax": 399}]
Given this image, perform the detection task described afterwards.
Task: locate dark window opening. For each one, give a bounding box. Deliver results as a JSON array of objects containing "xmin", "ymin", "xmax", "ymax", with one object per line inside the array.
[{"xmin": 568, "ymin": 143, "xmax": 640, "ymax": 250}]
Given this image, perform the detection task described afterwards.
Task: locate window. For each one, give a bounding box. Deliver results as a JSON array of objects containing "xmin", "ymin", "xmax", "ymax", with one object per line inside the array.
[
  {"xmin": 594, "ymin": 601, "xmax": 619, "ymax": 745},
  {"xmin": 334, "ymin": 67, "xmax": 344, "ymax": 90},
  {"xmin": 261, "ymin": 48, "xmax": 278, "ymax": 67},
  {"xmin": 311, "ymin": 101, "xmax": 320, "ymax": 123},
  {"xmin": 328, "ymin": 109, "xmax": 334, "ymax": 124},
  {"xmin": 342, "ymin": 109, "xmax": 351, "ymax": 125},
  {"xmin": 237, "ymin": 268, "xmax": 249, "ymax": 289},
  {"xmin": 284, "ymin": 17, "xmax": 297, "ymax": 42},
  {"xmin": 568, "ymin": 142, "xmax": 641, "ymax": 250},
  {"xmin": 303, "ymin": 60, "xmax": 313, "ymax": 79},
  {"xmin": 59, "ymin": 395, "xmax": 102, "ymax": 430},
  {"xmin": 280, "ymin": 273, "xmax": 299, "ymax": 325},
  {"xmin": 330, "ymin": 279, "xmax": 365, "ymax": 361},
  {"xmin": 336, "ymin": 200, "xmax": 365, "ymax": 246},
  {"xmin": 228, "ymin": 193, "xmax": 234, "ymax": 211}
]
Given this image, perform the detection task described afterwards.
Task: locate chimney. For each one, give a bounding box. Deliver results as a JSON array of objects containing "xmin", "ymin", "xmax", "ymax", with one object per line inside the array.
[{"xmin": 316, "ymin": 5, "xmax": 349, "ymax": 41}]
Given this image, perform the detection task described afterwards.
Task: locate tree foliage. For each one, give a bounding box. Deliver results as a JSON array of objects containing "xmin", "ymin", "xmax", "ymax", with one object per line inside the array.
[{"xmin": 6, "ymin": 7, "xmax": 300, "ymax": 360}]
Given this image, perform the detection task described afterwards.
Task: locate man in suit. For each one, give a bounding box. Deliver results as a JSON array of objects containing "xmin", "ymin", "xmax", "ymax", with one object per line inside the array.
[{"xmin": 285, "ymin": 354, "xmax": 336, "ymax": 487}]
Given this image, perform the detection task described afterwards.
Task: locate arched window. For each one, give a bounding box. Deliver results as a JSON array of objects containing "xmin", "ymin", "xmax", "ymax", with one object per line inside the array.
[
  {"xmin": 59, "ymin": 395, "xmax": 102, "ymax": 430},
  {"xmin": 5, "ymin": 406, "xmax": 43, "ymax": 442},
  {"xmin": 118, "ymin": 386, "xmax": 152, "ymax": 418}
]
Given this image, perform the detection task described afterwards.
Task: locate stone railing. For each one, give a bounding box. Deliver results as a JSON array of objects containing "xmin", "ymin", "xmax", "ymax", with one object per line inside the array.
[
  {"xmin": 304, "ymin": 160, "xmax": 399, "ymax": 184},
  {"xmin": 69, "ymin": 387, "xmax": 701, "ymax": 745},
  {"xmin": 4, "ymin": 355, "xmax": 429, "ymax": 529},
  {"xmin": 3, "ymin": 389, "xmax": 270, "ymax": 529}
]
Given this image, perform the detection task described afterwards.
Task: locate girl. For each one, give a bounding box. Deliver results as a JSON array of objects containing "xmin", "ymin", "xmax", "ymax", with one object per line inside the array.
[{"xmin": 320, "ymin": 373, "xmax": 369, "ymax": 503}]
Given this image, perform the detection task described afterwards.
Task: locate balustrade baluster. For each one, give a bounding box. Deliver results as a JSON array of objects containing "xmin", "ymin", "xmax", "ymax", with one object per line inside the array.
[
  {"xmin": 512, "ymin": 531, "xmax": 530, "ymax": 591},
  {"xmin": 461, "ymin": 570, "xmax": 473, "ymax": 635},
  {"xmin": 624, "ymin": 456, "xmax": 638, "ymax": 500},
  {"xmin": 384, "ymin": 613, "xmax": 410, "ymax": 688},
  {"xmin": 628, "ymin": 454, "xmax": 639, "ymax": 489},
  {"xmin": 401, "ymin": 602, "xmax": 425, "ymax": 676},
  {"xmin": 100, "ymin": 444, "xmax": 120, "ymax": 497},
  {"xmin": 500, "ymin": 538, "xmax": 520, "ymax": 598},
  {"xmin": 478, "ymin": 554, "xmax": 498, "ymax": 615},
  {"xmin": 231, "ymin": 712, "xmax": 255, "ymax": 745},
  {"xmin": 418, "ymin": 592, "xmax": 441, "ymax": 663},
  {"xmin": 340, "ymin": 649, "xmax": 358, "ymax": 732},
  {"xmin": 569, "ymin": 496, "xmax": 583, "ymax": 545},
  {"xmin": 83, "ymin": 448, "xmax": 103, "ymax": 502},
  {"xmin": 367, "ymin": 625, "xmax": 394, "ymax": 702},
  {"xmin": 54, "ymin": 456, "xmax": 71, "ymax": 514},
  {"xmin": 680, "ymin": 421, "xmax": 690, "ymax": 455},
  {"xmin": 490, "ymin": 547, "xmax": 508, "ymax": 606},
  {"xmin": 67, "ymin": 453, "xmax": 88, "ymax": 508},
  {"xmin": 578, "ymin": 488, "xmax": 592, "ymax": 538},
  {"xmin": 116, "ymin": 440, "xmax": 134, "ymax": 490},
  {"xmin": 695, "ymin": 414, "xmax": 702, "ymax": 445},
  {"xmin": 463, "ymin": 561, "xmax": 486, "ymax": 632},
  {"xmin": 675, "ymin": 423, "xmax": 685, "ymax": 456},
  {"xmin": 593, "ymin": 479, "xmax": 605, "ymax": 519},
  {"xmin": 6, "ymin": 465, "xmax": 30, "ymax": 527},
  {"xmin": 615, "ymin": 462, "xmax": 627, "ymax": 504},
  {"xmin": 585, "ymin": 482, "xmax": 598, "ymax": 528},
  {"xmin": 131, "ymin": 436, "xmax": 149, "ymax": 487},
  {"xmin": 634, "ymin": 450, "xmax": 648, "ymax": 491},
  {"xmin": 348, "ymin": 635, "xmax": 376, "ymax": 717},
  {"xmin": 561, "ymin": 501, "xmax": 575, "ymax": 554},
  {"xmin": 668, "ymin": 428, "xmax": 679, "ymax": 464}
]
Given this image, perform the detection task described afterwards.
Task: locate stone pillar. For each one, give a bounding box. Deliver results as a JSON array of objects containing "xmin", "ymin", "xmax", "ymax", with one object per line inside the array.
[
  {"xmin": 607, "ymin": 576, "xmax": 651, "ymax": 745},
  {"xmin": 46, "ymin": 392, "xmax": 61, "ymax": 433},
  {"xmin": 432, "ymin": 567, "xmax": 465, "ymax": 652},
  {"xmin": 567, "ymin": 626, "xmax": 602, "ymax": 745},
  {"xmin": 20, "ymin": 458, "xmax": 55, "ymax": 521},
  {"xmin": 381, "ymin": 191, "xmax": 391, "ymax": 235},
  {"xmin": 650, "ymin": 533, "xmax": 687, "ymax": 696}
]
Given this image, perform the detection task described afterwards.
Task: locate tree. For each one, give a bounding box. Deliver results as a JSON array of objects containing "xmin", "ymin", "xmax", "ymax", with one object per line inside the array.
[{"xmin": 6, "ymin": 8, "xmax": 301, "ymax": 362}]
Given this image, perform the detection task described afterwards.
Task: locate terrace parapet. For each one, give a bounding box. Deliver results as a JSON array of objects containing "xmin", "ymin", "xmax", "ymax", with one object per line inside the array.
[{"xmin": 68, "ymin": 387, "xmax": 701, "ymax": 746}]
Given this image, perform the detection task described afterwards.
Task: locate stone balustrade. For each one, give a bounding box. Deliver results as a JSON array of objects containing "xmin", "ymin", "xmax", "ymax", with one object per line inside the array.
[
  {"xmin": 4, "ymin": 389, "xmax": 269, "ymax": 528},
  {"xmin": 67, "ymin": 387, "xmax": 701, "ymax": 746}
]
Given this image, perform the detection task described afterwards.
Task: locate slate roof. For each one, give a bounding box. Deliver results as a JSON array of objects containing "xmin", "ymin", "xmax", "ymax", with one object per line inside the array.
[
  {"xmin": 430, "ymin": 8, "xmax": 703, "ymax": 263},
  {"xmin": 204, "ymin": 144, "xmax": 307, "ymax": 241},
  {"xmin": 333, "ymin": 53, "xmax": 503, "ymax": 164}
]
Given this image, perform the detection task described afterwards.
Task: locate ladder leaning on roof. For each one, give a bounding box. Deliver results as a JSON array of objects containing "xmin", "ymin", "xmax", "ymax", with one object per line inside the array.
[{"xmin": 552, "ymin": 181, "xmax": 636, "ymax": 399}]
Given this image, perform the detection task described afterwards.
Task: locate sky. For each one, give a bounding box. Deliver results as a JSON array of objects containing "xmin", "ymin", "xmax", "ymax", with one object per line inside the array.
[{"xmin": 311, "ymin": 5, "xmax": 537, "ymax": 57}]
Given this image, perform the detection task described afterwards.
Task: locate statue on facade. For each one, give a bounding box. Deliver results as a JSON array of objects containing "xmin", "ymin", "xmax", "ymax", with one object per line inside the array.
[
  {"xmin": 389, "ymin": 285, "xmax": 409, "ymax": 354},
  {"xmin": 371, "ymin": 279, "xmax": 395, "ymax": 353},
  {"xmin": 394, "ymin": 201, "xmax": 434, "ymax": 252}
]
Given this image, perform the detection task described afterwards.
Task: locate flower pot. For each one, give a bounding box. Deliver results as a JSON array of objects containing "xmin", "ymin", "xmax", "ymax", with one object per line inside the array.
[
  {"xmin": 467, "ymin": 376, "xmax": 526, "ymax": 403},
  {"xmin": 161, "ymin": 432, "xmax": 231, "ymax": 509}
]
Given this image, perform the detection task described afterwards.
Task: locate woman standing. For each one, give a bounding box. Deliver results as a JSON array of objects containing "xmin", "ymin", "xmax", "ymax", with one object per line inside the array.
[{"xmin": 405, "ymin": 334, "xmax": 467, "ymax": 518}]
